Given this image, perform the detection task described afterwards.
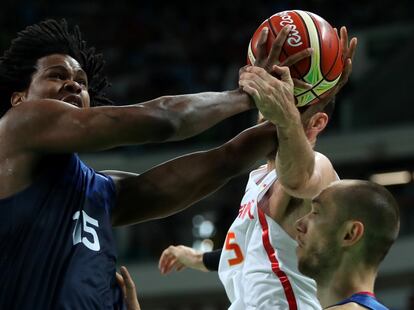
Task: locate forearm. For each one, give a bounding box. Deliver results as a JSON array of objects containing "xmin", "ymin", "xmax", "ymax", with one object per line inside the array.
[
  {"xmin": 111, "ymin": 122, "xmax": 277, "ymax": 225},
  {"xmin": 275, "ymin": 121, "xmax": 315, "ymax": 192},
  {"xmin": 147, "ymin": 89, "xmax": 254, "ymax": 141},
  {"xmin": 223, "ymin": 121, "xmax": 277, "ymax": 176}
]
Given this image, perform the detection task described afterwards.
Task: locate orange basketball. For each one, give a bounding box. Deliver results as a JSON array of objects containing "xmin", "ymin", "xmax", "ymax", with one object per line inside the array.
[{"xmin": 248, "ymin": 10, "xmax": 343, "ymax": 106}]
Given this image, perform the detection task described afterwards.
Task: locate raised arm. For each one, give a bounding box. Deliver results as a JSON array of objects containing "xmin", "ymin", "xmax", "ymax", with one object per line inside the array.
[
  {"xmin": 240, "ymin": 65, "xmax": 339, "ymax": 198},
  {"xmin": 239, "ymin": 27, "xmax": 357, "ymax": 199},
  {"xmin": 107, "ymin": 121, "xmax": 277, "ymax": 226},
  {"xmin": 275, "ymin": 27, "xmax": 357, "ymax": 198}
]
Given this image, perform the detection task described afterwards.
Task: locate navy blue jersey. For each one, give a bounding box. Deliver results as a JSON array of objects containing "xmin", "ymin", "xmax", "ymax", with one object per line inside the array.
[
  {"xmin": 333, "ymin": 292, "xmax": 388, "ymax": 310},
  {"xmin": 0, "ymin": 154, "xmax": 124, "ymax": 309}
]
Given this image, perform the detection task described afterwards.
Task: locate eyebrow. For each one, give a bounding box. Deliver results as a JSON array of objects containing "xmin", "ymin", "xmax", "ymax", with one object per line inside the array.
[
  {"xmin": 311, "ymin": 198, "xmax": 323, "ymax": 211},
  {"xmin": 45, "ymin": 65, "xmax": 87, "ymax": 77},
  {"xmin": 311, "ymin": 198, "xmax": 320, "ymax": 205}
]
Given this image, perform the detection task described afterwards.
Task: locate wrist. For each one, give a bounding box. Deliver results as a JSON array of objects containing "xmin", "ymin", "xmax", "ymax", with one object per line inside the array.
[
  {"xmin": 230, "ymin": 88, "xmax": 256, "ymax": 109},
  {"xmin": 277, "ymin": 107, "xmax": 302, "ymax": 129},
  {"xmin": 277, "ymin": 117, "xmax": 303, "ymax": 139},
  {"xmin": 195, "ymin": 252, "xmax": 209, "ymax": 272}
]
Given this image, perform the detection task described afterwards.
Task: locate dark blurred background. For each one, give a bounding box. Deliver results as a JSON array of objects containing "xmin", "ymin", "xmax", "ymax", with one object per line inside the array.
[{"xmin": 2, "ymin": 0, "xmax": 414, "ymax": 308}]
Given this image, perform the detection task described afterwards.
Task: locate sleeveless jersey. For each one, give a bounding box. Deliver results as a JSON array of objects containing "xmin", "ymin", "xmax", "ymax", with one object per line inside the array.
[
  {"xmin": 218, "ymin": 165, "xmax": 321, "ymax": 310},
  {"xmin": 333, "ymin": 292, "xmax": 388, "ymax": 310},
  {"xmin": 0, "ymin": 154, "xmax": 124, "ymax": 309}
]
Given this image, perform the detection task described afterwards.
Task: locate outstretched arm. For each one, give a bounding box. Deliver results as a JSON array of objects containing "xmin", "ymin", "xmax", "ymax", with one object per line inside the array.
[
  {"xmin": 7, "ymin": 90, "xmax": 253, "ymax": 154},
  {"xmin": 158, "ymin": 245, "xmax": 222, "ymax": 274},
  {"xmin": 159, "ymin": 245, "xmax": 208, "ymax": 274},
  {"xmin": 7, "ymin": 27, "xmax": 303, "ymax": 155},
  {"xmin": 108, "ymin": 121, "xmax": 277, "ymax": 226}
]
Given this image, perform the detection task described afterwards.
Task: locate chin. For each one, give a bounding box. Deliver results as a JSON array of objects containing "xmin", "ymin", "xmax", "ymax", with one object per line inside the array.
[{"xmin": 297, "ymin": 258, "xmax": 318, "ymax": 279}]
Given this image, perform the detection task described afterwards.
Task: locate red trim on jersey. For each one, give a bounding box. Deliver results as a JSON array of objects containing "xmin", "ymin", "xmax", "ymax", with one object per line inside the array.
[
  {"xmin": 356, "ymin": 291, "xmax": 376, "ymax": 297},
  {"xmin": 258, "ymin": 208, "xmax": 298, "ymax": 310}
]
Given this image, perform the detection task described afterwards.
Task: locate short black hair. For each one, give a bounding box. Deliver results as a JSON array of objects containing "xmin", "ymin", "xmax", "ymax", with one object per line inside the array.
[{"xmin": 0, "ymin": 19, "xmax": 111, "ymax": 117}]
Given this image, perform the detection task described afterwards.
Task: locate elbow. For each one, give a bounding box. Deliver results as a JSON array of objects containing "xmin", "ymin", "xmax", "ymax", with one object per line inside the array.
[
  {"xmin": 152, "ymin": 96, "xmax": 183, "ymax": 141},
  {"xmin": 279, "ymin": 175, "xmax": 320, "ymax": 199},
  {"xmin": 144, "ymin": 97, "xmax": 181, "ymax": 142},
  {"xmin": 152, "ymin": 116, "xmax": 179, "ymax": 142},
  {"xmin": 281, "ymin": 178, "xmax": 307, "ymax": 193}
]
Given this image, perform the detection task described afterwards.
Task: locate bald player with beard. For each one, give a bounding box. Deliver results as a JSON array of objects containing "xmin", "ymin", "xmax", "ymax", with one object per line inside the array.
[{"xmin": 295, "ymin": 180, "xmax": 399, "ymax": 309}]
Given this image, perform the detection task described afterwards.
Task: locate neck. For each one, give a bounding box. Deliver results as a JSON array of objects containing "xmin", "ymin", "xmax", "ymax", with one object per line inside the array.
[{"xmin": 316, "ymin": 261, "xmax": 377, "ymax": 308}]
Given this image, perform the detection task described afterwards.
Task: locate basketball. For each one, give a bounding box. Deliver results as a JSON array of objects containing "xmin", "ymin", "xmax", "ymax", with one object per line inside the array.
[{"xmin": 248, "ymin": 10, "xmax": 343, "ymax": 107}]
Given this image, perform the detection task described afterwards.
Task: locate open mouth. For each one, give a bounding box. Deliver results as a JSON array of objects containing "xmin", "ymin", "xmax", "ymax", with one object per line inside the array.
[{"xmin": 61, "ymin": 95, "xmax": 82, "ymax": 107}]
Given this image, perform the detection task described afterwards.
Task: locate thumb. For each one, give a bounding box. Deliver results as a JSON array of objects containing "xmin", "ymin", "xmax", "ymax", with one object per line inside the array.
[
  {"xmin": 120, "ymin": 266, "xmax": 136, "ymax": 295},
  {"xmin": 120, "ymin": 266, "xmax": 141, "ymax": 310}
]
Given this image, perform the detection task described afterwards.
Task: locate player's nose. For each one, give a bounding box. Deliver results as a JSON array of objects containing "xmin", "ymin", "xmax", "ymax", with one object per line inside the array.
[
  {"xmin": 63, "ymin": 80, "xmax": 82, "ymax": 94},
  {"xmin": 295, "ymin": 216, "xmax": 307, "ymax": 234}
]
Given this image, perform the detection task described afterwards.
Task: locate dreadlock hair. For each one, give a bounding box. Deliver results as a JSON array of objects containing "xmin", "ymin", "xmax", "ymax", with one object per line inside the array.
[{"xmin": 0, "ymin": 19, "xmax": 112, "ymax": 117}]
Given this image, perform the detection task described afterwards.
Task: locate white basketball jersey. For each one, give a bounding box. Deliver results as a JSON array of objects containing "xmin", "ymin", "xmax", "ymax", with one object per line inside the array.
[{"xmin": 218, "ymin": 165, "xmax": 321, "ymax": 310}]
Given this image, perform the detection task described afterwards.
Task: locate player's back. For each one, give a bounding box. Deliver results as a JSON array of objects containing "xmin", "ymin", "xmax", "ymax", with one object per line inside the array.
[
  {"xmin": 218, "ymin": 165, "xmax": 321, "ymax": 309},
  {"xmin": 0, "ymin": 154, "xmax": 123, "ymax": 309}
]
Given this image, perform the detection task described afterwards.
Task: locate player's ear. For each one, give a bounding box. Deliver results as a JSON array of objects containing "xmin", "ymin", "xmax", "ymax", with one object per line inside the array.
[
  {"xmin": 341, "ymin": 220, "xmax": 364, "ymax": 247},
  {"xmin": 11, "ymin": 91, "xmax": 27, "ymax": 107},
  {"xmin": 310, "ymin": 112, "xmax": 328, "ymax": 133},
  {"xmin": 305, "ymin": 112, "xmax": 328, "ymax": 140}
]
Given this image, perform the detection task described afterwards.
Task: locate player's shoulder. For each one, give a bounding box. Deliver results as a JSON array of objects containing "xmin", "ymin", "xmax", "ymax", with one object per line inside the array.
[
  {"xmin": 314, "ymin": 151, "xmax": 331, "ymax": 163},
  {"xmin": 314, "ymin": 151, "xmax": 337, "ymax": 179},
  {"xmin": 327, "ymin": 302, "xmax": 367, "ymax": 310}
]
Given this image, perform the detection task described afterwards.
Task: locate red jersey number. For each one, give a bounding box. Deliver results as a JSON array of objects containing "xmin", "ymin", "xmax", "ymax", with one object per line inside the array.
[{"xmin": 225, "ymin": 231, "xmax": 244, "ymax": 266}]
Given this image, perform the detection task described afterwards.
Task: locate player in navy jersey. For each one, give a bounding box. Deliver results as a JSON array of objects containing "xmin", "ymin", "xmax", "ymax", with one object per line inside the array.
[
  {"xmin": 295, "ymin": 180, "xmax": 400, "ymax": 309},
  {"xmin": 0, "ymin": 19, "xmax": 311, "ymax": 309}
]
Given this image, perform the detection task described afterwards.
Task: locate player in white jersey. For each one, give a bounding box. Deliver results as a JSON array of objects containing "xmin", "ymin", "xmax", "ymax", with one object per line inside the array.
[
  {"xmin": 218, "ymin": 164, "xmax": 324, "ymax": 309},
  {"xmin": 159, "ymin": 27, "xmax": 357, "ymax": 309}
]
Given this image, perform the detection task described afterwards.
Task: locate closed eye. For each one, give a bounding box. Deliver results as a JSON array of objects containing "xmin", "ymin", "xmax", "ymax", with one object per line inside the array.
[
  {"xmin": 49, "ymin": 72, "xmax": 66, "ymax": 80},
  {"xmin": 76, "ymin": 79, "xmax": 88, "ymax": 87}
]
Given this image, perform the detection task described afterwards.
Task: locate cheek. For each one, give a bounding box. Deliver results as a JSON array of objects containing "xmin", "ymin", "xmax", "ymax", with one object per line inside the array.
[
  {"xmin": 26, "ymin": 81, "xmax": 60, "ymax": 100},
  {"xmin": 82, "ymin": 91, "xmax": 91, "ymax": 107},
  {"xmin": 305, "ymin": 226, "xmax": 328, "ymax": 253}
]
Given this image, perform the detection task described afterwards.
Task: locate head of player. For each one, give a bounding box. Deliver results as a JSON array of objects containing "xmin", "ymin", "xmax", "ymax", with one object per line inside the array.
[
  {"xmin": 295, "ymin": 179, "xmax": 400, "ymax": 306},
  {"xmin": 0, "ymin": 19, "xmax": 110, "ymax": 117},
  {"xmin": 258, "ymin": 97, "xmax": 335, "ymax": 161}
]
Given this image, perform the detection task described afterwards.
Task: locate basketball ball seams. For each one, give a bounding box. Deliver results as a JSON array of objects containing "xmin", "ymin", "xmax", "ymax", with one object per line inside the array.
[
  {"xmin": 309, "ymin": 13, "xmax": 342, "ymax": 82},
  {"xmin": 296, "ymin": 75, "xmax": 340, "ymax": 97},
  {"xmin": 267, "ymin": 17, "xmax": 305, "ymax": 82},
  {"xmin": 324, "ymin": 28, "xmax": 343, "ymax": 82},
  {"xmin": 324, "ymin": 29, "xmax": 341, "ymax": 82},
  {"xmin": 309, "ymin": 12, "xmax": 324, "ymax": 82},
  {"xmin": 292, "ymin": 11, "xmax": 311, "ymax": 74},
  {"xmin": 248, "ymin": 10, "xmax": 342, "ymax": 107}
]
